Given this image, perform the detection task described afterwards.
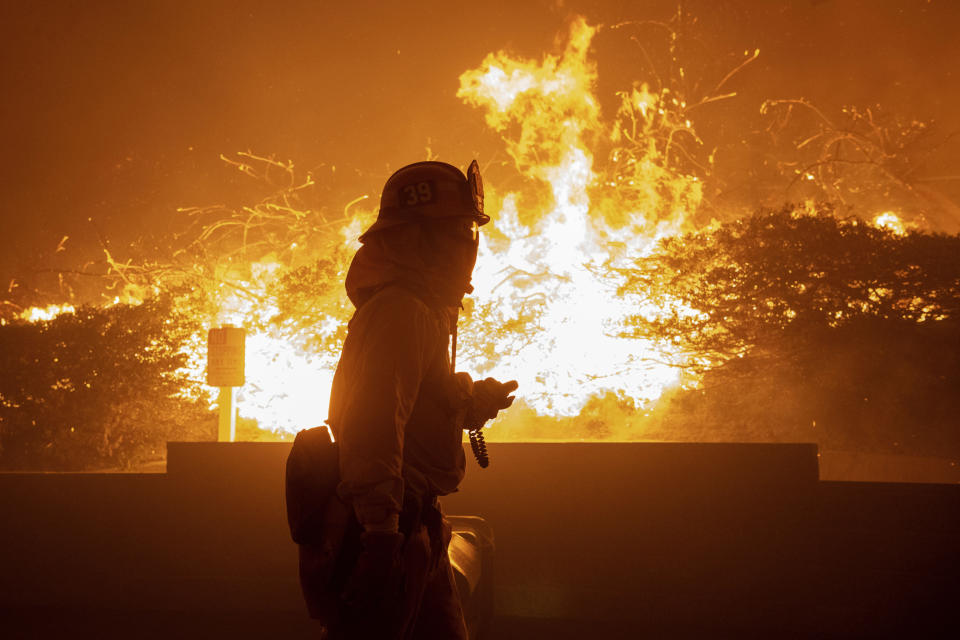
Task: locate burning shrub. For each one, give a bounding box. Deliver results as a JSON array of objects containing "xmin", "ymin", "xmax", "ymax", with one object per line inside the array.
[
  {"xmin": 620, "ymin": 205, "xmax": 960, "ymax": 361},
  {"xmin": 625, "ymin": 206, "xmax": 960, "ymax": 455},
  {"xmin": 759, "ymin": 100, "xmax": 958, "ymax": 232},
  {"xmin": 0, "ymin": 296, "xmax": 212, "ymax": 471},
  {"xmin": 6, "ymin": 13, "xmax": 957, "ymax": 455}
]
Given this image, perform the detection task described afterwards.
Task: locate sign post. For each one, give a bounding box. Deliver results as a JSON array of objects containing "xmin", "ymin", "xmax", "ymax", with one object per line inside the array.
[{"xmin": 207, "ymin": 326, "xmax": 246, "ymax": 442}]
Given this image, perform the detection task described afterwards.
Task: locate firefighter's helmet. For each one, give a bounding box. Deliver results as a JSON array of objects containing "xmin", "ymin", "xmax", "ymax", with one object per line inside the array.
[{"xmin": 359, "ymin": 160, "xmax": 489, "ymax": 243}]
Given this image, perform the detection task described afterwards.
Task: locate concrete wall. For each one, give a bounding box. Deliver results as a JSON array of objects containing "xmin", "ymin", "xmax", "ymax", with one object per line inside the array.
[
  {"xmin": 1, "ymin": 442, "xmax": 958, "ymax": 637},
  {"xmin": 819, "ymin": 450, "xmax": 960, "ymax": 484}
]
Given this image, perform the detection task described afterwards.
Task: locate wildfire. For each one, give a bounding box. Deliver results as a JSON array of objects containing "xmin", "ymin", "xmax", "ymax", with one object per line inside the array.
[
  {"xmin": 178, "ymin": 16, "xmax": 699, "ymax": 432},
  {"xmin": 456, "ymin": 17, "xmax": 696, "ymax": 415},
  {"xmin": 17, "ymin": 304, "xmax": 76, "ymax": 323},
  {"xmin": 203, "ymin": 287, "xmax": 346, "ymax": 433},
  {"xmin": 16, "ymin": 18, "xmax": 703, "ymax": 437},
  {"xmin": 872, "ymin": 211, "xmax": 907, "ymax": 235}
]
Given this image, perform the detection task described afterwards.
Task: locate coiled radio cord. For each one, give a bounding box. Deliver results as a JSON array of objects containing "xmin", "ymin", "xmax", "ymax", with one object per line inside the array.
[{"xmin": 468, "ymin": 428, "xmax": 489, "ymax": 468}]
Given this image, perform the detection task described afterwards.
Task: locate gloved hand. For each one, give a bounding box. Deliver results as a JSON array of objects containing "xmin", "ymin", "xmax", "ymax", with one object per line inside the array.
[
  {"xmin": 340, "ymin": 531, "xmax": 405, "ymax": 621},
  {"xmin": 465, "ymin": 377, "xmax": 518, "ymax": 429}
]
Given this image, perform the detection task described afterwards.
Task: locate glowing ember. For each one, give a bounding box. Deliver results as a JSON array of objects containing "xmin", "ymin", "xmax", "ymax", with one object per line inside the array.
[
  {"xmin": 17, "ymin": 304, "xmax": 76, "ymax": 323},
  {"xmin": 872, "ymin": 211, "xmax": 907, "ymax": 235}
]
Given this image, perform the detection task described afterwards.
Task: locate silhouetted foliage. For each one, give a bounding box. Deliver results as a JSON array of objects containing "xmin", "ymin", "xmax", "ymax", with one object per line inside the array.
[
  {"xmin": 260, "ymin": 240, "xmax": 355, "ymax": 356},
  {"xmin": 624, "ymin": 206, "xmax": 960, "ymax": 455},
  {"xmin": 0, "ymin": 297, "xmax": 213, "ymax": 470},
  {"xmin": 621, "ymin": 206, "xmax": 960, "ymax": 365}
]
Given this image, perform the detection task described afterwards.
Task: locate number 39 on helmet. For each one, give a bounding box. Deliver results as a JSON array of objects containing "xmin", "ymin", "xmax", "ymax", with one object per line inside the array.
[{"xmin": 359, "ymin": 160, "xmax": 490, "ymax": 243}]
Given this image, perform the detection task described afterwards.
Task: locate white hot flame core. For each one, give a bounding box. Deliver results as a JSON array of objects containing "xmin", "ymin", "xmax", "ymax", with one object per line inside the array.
[
  {"xmin": 457, "ymin": 17, "xmax": 692, "ymax": 416},
  {"xmin": 872, "ymin": 211, "xmax": 907, "ymax": 236},
  {"xmin": 18, "ymin": 304, "xmax": 76, "ymax": 323},
  {"xmin": 16, "ymin": 18, "xmax": 701, "ymax": 436}
]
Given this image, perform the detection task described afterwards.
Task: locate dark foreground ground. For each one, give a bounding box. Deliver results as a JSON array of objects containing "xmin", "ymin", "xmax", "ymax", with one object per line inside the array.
[
  {"xmin": 3, "ymin": 443, "xmax": 958, "ymax": 639},
  {"xmin": 0, "ymin": 609, "xmax": 863, "ymax": 640}
]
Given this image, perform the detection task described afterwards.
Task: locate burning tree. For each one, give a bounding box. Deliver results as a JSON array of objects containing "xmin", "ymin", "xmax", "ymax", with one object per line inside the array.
[
  {"xmin": 96, "ymin": 153, "xmax": 373, "ymax": 434},
  {"xmin": 451, "ymin": 15, "xmax": 757, "ymax": 417},
  {"xmin": 623, "ymin": 206, "xmax": 960, "ymax": 455},
  {"xmin": 0, "ymin": 152, "xmax": 373, "ymax": 468},
  {"xmin": 759, "ymin": 100, "xmax": 960, "ymax": 232},
  {"xmin": 619, "ymin": 205, "xmax": 960, "ymax": 365},
  {"xmin": 3, "ymin": 12, "xmax": 959, "ymax": 466},
  {"xmin": 0, "ymin": 296, "xmax": 210, "ymax": 470}
]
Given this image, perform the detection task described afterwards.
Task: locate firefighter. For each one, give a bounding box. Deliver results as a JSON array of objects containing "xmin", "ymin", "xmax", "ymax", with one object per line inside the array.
[{"xmin": 326, "ymin": 160, "xmax": 517, "ymax": 639}]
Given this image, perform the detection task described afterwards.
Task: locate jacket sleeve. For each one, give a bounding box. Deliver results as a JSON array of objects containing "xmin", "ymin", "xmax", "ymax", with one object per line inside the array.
[{"xmin": 333, "ymin": 292, "xmax": 438, "ymax": 529}]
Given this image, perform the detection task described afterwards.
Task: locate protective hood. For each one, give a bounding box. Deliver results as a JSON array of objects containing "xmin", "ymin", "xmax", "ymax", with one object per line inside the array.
[{"xmin": 344, "ymin": 223, "xmax": 474, "ymax": 311}]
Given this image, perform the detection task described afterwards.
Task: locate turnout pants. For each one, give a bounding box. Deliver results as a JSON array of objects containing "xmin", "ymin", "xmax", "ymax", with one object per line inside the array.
[{"xmin": 327, "ymin": 505, "xmax": 468, "ymax": 640}]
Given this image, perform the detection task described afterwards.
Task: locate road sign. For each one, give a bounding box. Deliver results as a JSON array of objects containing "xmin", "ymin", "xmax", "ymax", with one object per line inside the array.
[{"xmin": 207, "ymin": 326, "xmax": 245, "ymax": 387}]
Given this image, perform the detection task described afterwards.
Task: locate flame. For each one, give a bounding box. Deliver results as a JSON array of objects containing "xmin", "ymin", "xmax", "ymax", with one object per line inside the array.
[
  {"xmin": 872, "ymin": 211, "xmax": 907, "ymax": 235},
  {"xmin": 17, "ymin": 304, "xmax": 76, "ymax": 323},
  {"xmin": 191, "ymin": 16, "xmax": 699, "ymax": 431},
  {"xmin": 16, "ymin": 18, "xmax": 705, "ymax": 438},
  {"xmin": 202, "ymin": 286, "xmax": 341, "ymax": 432},
  {"xmin": 235, "ymin": 330, "xmax": 336, "ymax": 430},
  {"xmin": 176, "ymin": 17, "xmax": 700, "ymax": 431},
  {"xmin": 455, "ymin": 17, "xmax": 698, "ymax": 416}
]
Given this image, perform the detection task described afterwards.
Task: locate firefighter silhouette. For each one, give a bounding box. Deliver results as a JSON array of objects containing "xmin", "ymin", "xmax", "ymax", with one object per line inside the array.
[{"xmin": 322, "ymin": 160, "xmax": 517, "ymax": 639}]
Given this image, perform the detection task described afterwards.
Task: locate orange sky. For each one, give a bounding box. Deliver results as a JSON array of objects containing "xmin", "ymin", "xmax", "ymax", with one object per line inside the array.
[{"xmin": 1, "ymin": 0, "xmax": 958, "ymax": 303}]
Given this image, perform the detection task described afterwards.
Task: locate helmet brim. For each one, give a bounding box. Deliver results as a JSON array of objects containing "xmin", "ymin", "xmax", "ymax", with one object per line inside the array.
[{"xmin": 358, "ymin": 211, "xmax": 490, "ymax": 244}]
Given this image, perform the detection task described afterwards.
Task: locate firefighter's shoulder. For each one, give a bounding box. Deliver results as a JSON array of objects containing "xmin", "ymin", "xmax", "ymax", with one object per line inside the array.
[{"xmin": 355, "ymin": 285, "xmax": 441, "ymax": 338}]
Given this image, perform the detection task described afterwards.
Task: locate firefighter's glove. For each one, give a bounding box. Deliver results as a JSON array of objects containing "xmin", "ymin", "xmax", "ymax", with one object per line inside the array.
[
  {"xmin": 465, "ymin": 377, "xmax": 518, "ymax": 429},
  {"xmin": 341, "ymin": 531, "xmax": 405, "ymax": 618}
]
